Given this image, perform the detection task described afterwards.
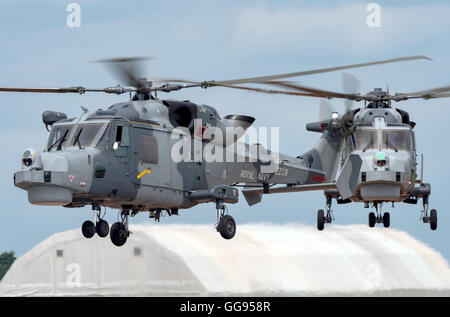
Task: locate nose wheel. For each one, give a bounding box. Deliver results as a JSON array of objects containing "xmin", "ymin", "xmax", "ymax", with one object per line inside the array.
[
  {"xmin": 81, "ymin": 205, "xmax": 110, "ymax": 239},
  {"xmin": 82, "ymin": 220, "xmax": 95, "ymax": 238},
  {"xmin": 368, "ymin": 203, "xmax": 390, "ymax": 228},
  {"xmin": 96, "ymin": 219, "xmax": 109, "ymax": 238}
]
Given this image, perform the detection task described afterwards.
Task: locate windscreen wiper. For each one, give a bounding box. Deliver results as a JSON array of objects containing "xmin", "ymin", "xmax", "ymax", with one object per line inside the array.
[
  {"xmin": 73, "ymin": 128, "xmax": 83, "ymax": 149},
  {"xmin": 47, "ymin": 129, "xmax": 69, "ymax": 151},
  {"xmin": 362, "ymin": 136, "xmax": 373, "ymax": 152},
  {"xmin": 386, "ymin": 137, "xmax": 398, "ymax": 152}
]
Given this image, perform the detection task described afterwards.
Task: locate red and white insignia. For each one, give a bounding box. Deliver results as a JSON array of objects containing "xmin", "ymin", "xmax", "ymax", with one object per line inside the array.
[
  {"xmin": 232, "ymin": 189, "xmax": 237, "ymax": 196},
  {"xmin": 69, "ymin": 175, "xmax": 75, "ymax": 182}
]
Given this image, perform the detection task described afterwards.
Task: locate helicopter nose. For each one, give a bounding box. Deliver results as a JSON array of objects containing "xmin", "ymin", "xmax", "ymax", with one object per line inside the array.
[
  {"xmin": 41, "ymin": 152, "xmax": 70, "ymax": 172},
  {"xmin": 27, "ymin": 185, "xmax": 73, "ymax": 206},
  {"xmin": 14, "ymin": 151, "xmax": 90, "ymax": 206}
]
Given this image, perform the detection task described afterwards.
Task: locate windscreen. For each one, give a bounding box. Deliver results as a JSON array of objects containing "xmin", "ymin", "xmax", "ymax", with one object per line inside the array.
[
  {"xmin": 46, "ymin": 125, "xmax": 73, "ymax": 151},
  {"xmin": 382, "ymin": 130, "xmax": 412, "ymax": 151},
  {"xmin": 71, "ymin": 123, "xmax": 110, "ymax": 149},
  {"xmin": 353, "ymin": 129, "xmax": 377, "ymax": 151}
]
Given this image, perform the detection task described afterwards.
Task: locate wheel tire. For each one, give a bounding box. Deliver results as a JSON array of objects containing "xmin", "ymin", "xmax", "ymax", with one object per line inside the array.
[
  {"xmin": 317, "ymin": 209, "xmax": 325, "ymax": 231},
  {"xmin": 383, "ymin": 212, "xmax": 390, "ymax": 228},
  {"xmin": 110, "ymin": 222, "xmax": 128, "ymax": 247},
  {"xmin": 369, "ymin": 212, "xmax": 376, "ymax": 228},
  {"xmin": 218, "ymin": 215, "xmax": 236, "ymax": 240},
  {"xmin": 82, "ymin": 220, "xmax": 95, "ymax": 238},
  {"xmin": 96, "ymin": 220, "xmax": 109, "ymax": 238},
  {"xmin": 430, "ymin": 209, "xmax": 437, "ymax": 231}
]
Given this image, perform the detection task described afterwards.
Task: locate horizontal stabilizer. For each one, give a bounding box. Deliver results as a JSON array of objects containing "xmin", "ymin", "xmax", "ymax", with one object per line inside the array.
[
  {"xmin": 243, "ymin": 183, "xmax": 337, "ymax": 198},
  {"xmin": 242, "ymin": 191, "xmax": 263, "ymax": 206}
]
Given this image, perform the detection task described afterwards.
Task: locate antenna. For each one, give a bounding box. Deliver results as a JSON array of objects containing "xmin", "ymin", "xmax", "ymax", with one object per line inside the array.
[
  {"xmin": 387, "ymin": 84, "xmax": 391, "ymax": 107},
  {"xmin": 421, "ymin": 153, "xmax": 424, "ymax": 182}
]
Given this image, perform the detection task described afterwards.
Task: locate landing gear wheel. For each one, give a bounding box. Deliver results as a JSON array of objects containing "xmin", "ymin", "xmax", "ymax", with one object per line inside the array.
[
  {"xmin": 430, "ymin": 209, "xmax": 437, "ymax": 231},
  {"xmin": 317, "ymin": 209, "xmax": 325, "ymax": 231},
  {"xmin": 218, "ymin": 215, "xmax": 236, "ymax": 240},
  {"xmin": 110, "ymin": 222, "xmax": 128, "ymax": 247},
  {"xmin": 96, "ymin": 219, "xmax": 109, "ymax": 238},
  {"xmin": 383, "ymin": 212, "xmax": 390, "ymax": 228},
  {"xmin": 82, "ymin": 220, "xmax": 95, "ymax": 238},
  {"xmin": 369, "ymin": 212, "xmax": 376, "ymax": 228}
]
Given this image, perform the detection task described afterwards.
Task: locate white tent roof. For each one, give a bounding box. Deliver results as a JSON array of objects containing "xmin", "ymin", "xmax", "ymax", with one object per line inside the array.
[{"xmin": 1, "ymin": 223, "xmax": 450, "ymax": 296}]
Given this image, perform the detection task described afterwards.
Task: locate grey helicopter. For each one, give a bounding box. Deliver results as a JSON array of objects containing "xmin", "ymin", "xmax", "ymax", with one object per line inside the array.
[
  {"xmin": 241, "ymin": 73, "xmax": 450, "ymax": 231},
  {"xmin": 2, "ymin": 55, "xmax": 445, "ymax": 247}
]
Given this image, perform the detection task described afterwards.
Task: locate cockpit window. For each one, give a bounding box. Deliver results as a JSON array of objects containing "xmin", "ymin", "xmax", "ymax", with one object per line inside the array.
[
  {"xmin": 382, "ymin": 130, "xmax": 412, "ymax": 151},
  {"xmin": 113, "ymin": 125, "xmax": 129, "ymax": 157},
  {"xmin": 353, "ymin": 129, "xmax": 377, "ymax": 151},
  {"xmin": 70, "ymin": 123, "xmax": 110, "ymax": 149},
  {"xmin": 46, "ymin": 125, "xmax": 73, "ymax": 151},
  {"xmin": 96, "ymin": 124, "xmax": 111, "ymax": 151}
]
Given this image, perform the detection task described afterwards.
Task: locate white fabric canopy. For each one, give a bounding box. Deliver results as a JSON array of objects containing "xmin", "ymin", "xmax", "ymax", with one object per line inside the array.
[{"xmin": 1, "ymin": 224, "xmax": 450, "ymax": 296}]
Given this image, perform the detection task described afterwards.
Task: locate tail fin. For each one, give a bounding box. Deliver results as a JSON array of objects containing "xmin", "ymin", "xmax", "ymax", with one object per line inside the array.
[{"xmin": 299, "ymin": 130, "xmax": 341, "ymax": 182}]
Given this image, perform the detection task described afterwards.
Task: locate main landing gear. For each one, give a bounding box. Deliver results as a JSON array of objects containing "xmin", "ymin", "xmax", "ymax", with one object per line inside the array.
[
  {"xmin": 80, "ymin": 205, "xmax": 134, "ymax": 246},
  {"xmin": 368, "ymin": 202, "xmax": 390, "ymax": 228},
  {"xmin": 215, "ymin": 199, "xmax": 236, "ymax": 239},
  {"xmin": 110, "ymin": 210, "xmax": 131, "ymax": 247},
  {"xmin": 317, "ymin": 196, "xmax": 334, "ymax": 230},
  {"xmin": 81, "ymin": 205, "xmax": 110, "ymax": 239},
  {"xmin": 421, "ymin": 196, "xmax": 438, "ymax": 231}
]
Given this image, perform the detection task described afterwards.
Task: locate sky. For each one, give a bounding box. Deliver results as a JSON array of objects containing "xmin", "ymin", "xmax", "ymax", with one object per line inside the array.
[{"xmin": 0, "ymin": 0, "xmax": 449, "ymax": 259}]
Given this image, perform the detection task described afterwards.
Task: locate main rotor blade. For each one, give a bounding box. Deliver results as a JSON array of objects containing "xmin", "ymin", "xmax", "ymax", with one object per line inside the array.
[
  {"xmin": 96, "ymin": 57, "xmax": 152, "ymax": 63},
  {"xmin": 394, "ymin": 85, "xmax": 450, "ymax": 100},
  {"xmin": 214, "ymin": 55, "xmax": 431, "ymax": 85},
  {"xmin": 0, "ymin": 87, "xmax": 87, "ymax": 94},
  {"xmin": 154, "ymin": 78, "xmax": 324, "ymax": 97},
  {"xmin": 217, "ymin": 83, "xmax": 322, "ymax": 97},
  {"xmin": 160, "ymin": 55, "xmax": 430, "ymax": 89},
  {"xmin": 263, "ymin": 81, "xmax": 373, "ymax": 101},
  {"xmin": 95, "ymin": 56, "xmax": 153, "ymax": 89},
  {"xmin": 429, "ymin": 93, "xmax": 450, "ymax": 98},
  {"xmin": 0, "ymin": 86, "xmax": 133, "ymax": 95}
]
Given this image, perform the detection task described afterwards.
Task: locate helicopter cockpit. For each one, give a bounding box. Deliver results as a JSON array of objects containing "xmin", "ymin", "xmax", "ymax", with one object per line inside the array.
[
  {"xmin": 352, "ymin": 127, "xmax": 413, "ymax": 153},
  {"xmin": 46, "ymin": 125, "xmax": 73, "ymax": 151},
  {"xmin": 46, "ymin": 123, "xmax": 111, "ymax": 152}
]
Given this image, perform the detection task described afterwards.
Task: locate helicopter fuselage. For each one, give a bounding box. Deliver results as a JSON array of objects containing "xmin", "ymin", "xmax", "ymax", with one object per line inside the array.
[
  {"xmin": 13, "ymin": 99, "xmax": 329, "ymax": 214},
  {"xmin": 334, "ymin": 105, "xmax": 420, "ymax": 204}
]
